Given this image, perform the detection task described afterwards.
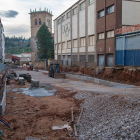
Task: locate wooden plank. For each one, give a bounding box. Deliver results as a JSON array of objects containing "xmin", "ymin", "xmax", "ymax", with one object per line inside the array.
[{"xmin": 77, "ymin": 104, "xmax": 84, "ymax": 126}]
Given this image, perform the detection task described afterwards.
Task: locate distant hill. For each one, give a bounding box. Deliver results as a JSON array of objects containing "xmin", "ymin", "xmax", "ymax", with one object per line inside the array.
[{"xmin": 5, "ymin": 36, "xmax": 31, "ymax": 54}]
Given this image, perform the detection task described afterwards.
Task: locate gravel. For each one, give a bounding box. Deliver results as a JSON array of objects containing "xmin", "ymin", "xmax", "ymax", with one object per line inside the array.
[{"xmin": 74, "ymin": 92, "xmax": 140, "ymax": 140}]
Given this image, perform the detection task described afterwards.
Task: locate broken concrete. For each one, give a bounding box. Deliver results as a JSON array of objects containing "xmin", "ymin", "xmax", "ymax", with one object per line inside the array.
[
  {"xmin": 19, "ymin": 77, "xmax": 25, "ymax": 85},
  {"xmin": 31, "ymin": 79, "xmax": 39, "ymax": 87}
]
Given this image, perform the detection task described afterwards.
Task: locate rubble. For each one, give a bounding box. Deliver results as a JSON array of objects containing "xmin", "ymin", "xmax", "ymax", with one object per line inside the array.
[
  {"xmin": 74, "ymin": 92, "xmax": 140, "ymax": 139},
  {"xmin": 18, "ymin": 77, "xmax": 25, "ymax": 85}
]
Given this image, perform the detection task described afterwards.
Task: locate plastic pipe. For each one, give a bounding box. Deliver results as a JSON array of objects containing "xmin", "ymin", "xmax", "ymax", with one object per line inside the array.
[
  {"xmin": 0, "ymin": 131, "xmax": 4, "ymax": 137},
  {"xmin": 0, "ymin": 115, "xmax": 11, "ymax": 124},
  {"xmin": 0, "ymin": 119, "xmax": 11, "ymax": 128}
]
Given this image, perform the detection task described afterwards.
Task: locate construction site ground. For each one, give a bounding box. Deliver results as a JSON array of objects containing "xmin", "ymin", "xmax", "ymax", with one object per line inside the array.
[{"xmin": 1, "ymin": 70, "xmax": 140, "ymax": 140}]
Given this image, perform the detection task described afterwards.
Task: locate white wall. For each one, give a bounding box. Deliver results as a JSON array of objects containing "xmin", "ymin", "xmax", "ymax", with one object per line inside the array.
[
  {"xmin": 88, "ymin": 2, "xmax": 96, "ymax": 35},
  {"xmin": 72, "ymin": 14, "xmax": 78, "ymax": 39},
  {"xmin": 54, "ymin": 20, "xmax": 57, "ymax": 44},
  {"xmin": 79, "ymin": 9, "xmax": 85, "ymax": 37},
  {"xmin": 58, "ymin": 24, "xmax": 61, "ymax": 43},
  {"xmin": 122, "ymin": 0, "xmax": 140, "ymax": 25}
]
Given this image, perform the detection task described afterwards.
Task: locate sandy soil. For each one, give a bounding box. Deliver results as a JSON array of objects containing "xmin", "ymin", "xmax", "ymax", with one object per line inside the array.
[{"xmin": 0, "ymin": 80, "xmax": 82, "ymax": 140}]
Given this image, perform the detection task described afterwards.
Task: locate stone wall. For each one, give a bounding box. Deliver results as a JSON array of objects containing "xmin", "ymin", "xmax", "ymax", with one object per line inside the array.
[{"xmin": 33, "ymin": 61, "xmax": 46, "ymax": 70}]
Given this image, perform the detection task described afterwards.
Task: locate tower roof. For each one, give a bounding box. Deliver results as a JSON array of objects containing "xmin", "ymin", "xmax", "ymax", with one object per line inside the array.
[{"xmin": 29, "ymin": 8, "xmax": 53, "ymax": 16}]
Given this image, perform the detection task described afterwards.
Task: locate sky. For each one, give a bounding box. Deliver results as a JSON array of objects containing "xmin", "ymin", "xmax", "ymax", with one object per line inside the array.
[{"xmin": 0, "ymin": 0, "xmax": 78, "ymax": 38}]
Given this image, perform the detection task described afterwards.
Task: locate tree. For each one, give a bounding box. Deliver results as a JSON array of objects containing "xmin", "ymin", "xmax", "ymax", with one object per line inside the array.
[{"xmin": 36, "ymin": 23, "xmax": 54, "ymax": 60}]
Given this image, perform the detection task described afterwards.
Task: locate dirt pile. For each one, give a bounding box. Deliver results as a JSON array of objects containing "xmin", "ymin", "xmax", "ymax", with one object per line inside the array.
[
  {"xmin": 62, "ymin": 66, "xmax": 140, "ymax": 85},
  {"xmin": 0, "ymin": 82, "xmax": 82, "ymax": 140}
]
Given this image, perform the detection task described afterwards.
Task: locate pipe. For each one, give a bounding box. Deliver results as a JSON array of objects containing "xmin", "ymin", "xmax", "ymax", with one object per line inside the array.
[
  {"xmin": 0, "ymin": 131, "xmax": 4, "ymax": 137},
  {"xmin": 0, "ymin": 119, "xmax": 11, "ymax": 128},
  {"xmin": 0, "ymin": 115, "xmax": 11, "ymax": 124}
]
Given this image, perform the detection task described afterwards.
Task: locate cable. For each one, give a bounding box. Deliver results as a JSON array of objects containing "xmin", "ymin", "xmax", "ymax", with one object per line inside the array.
[
  {"xmin": 0, "ymin": 131, "xmax": 4, "ymax": 137},
  {"xmin": 0, "ymin": 115, "xmax": 11, "ymax": 124},
  {"xmin": 0, "ymin": 119, "xmax": 11, "ymax": 128}
]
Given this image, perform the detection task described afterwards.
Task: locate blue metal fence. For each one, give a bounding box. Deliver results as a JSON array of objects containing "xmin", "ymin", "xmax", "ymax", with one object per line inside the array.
[
  {"xmin": 116, "ymin": 32, "xmax": 140, "ymax": 66},
  {"xmin": 0, "ymin": 63, "xmax": 6, "ymax": 72}
]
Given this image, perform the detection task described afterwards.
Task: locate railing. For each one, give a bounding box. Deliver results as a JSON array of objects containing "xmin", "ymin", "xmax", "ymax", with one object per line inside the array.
[{"xmin": 0, "ymin": 63, "xmax": 6, "ymax": 73}]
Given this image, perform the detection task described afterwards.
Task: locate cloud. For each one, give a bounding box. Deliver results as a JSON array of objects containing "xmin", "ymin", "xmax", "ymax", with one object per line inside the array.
[{"xmin": 0, "ymin": 10, "xmax": 19, "ymax": 18}]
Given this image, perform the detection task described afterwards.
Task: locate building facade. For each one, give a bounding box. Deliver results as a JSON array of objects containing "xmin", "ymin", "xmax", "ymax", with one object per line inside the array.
[
  {"xmin": 29, "ymin": 8, "xmax": 53, "ymax": 62},
  {"xmin": 54, "ymin": 0, "xmax": 140, "ymax": 67},
  {"xmin": 0, "ymin": 18, "xmax": 5, "ymax": 63},
  {"xmin": 54, "ymin": 0, "xmax": 96, "ymax": 67}
]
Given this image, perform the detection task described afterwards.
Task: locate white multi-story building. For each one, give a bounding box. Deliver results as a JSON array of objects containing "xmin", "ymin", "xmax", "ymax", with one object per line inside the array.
[
  {"xmin": 54, "ymin": 0, "xmax": 96, "ymax": 67},
  {"xmin": 0, "ymin": 18, "xmax": 5, "ymax": 63}
]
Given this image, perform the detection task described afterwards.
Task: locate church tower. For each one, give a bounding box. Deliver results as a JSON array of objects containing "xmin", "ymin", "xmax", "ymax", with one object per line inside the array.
[{"xmin": 29, "ymin": 8, "xmax": 53, "ymax": 62}]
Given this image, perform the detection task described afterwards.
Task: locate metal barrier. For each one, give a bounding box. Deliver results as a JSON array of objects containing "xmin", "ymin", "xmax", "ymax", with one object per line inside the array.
[{"xmin": 0, "ymin": 63, "xmax": 6, "ymax": 72}]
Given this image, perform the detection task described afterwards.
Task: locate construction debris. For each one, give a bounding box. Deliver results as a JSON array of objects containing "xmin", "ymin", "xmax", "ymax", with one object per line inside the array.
[
  {"xmin": 18, "ymin": 77, "xmax": 25, "ymax": 85},
  {"xmin": 31, "ymin": 79, "xmax": 39, "ymax": 87}
]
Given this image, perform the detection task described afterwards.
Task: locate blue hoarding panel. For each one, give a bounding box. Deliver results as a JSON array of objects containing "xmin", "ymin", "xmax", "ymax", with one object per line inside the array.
[
  {"xmin": 116, "ymin": 51, "xmax": 124, "ymax": 66},
  {"xmin": 124, "ymin": 50, "xmax": 134, "ymax": 66},
  {"xmin": 134, "ymin": 50, "xmax": 140, "ymax": 66}
]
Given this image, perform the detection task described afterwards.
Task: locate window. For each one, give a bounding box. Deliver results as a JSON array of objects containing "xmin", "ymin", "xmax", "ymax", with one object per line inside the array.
[
  {"xmin": 73, "ymin": 55, "xmax": 78, "ymax": 61},
  {"xmin": 67, "ymin": 12, "xmax": 71, "ymax": 19},
  {"xmin": 67, "ymin": 41, "xmax": 71, "ymax": 49},
  {"xmin": 35, "ymin": 19, "xmax": 37, "ymax": 25},
  {"xmin": 73, "ymin": 7, "xmax": 77, "ymax": 15},
  {"xmin": 89, "ymin": 0, "xmax": 94, "ymax": 5},
  {"xmin": 88, "ymin": 55, "xmax": 94, "ymax": 62},
  {"xmin": 62, "ymin": 16, "xmax": 65, "ymax": 22},
  {"xmin": 73, "ymin": 39, "xmax": 78, "ymax": 48},
  {"xmin": 47, "ymin": 19, "xmax": 51, "ymax": 26},
  {"xmin": 89, "ymin": 35, "xmax": 95, "ymax": 46},
  {"xmin": 39, "ymin": 19, "xmax": 41, "ymax": 25},
  {"xmin": 98, "ymin": 10, "xmax": 104, "ymax": 18},
  {"xmin": 58, "ymin": 43, "xmax": 61, "ymax": 50},
  {"xmin": 98, "ymin": 33, "xmax": 104, "ymax": 40},
  {"xmin": 107, "ymin": 5, "xmax": 114, "ymax": 15},
  {"xmin": 107, "ymin": 30, "xmax": 114, "ymax": 38},
  {"xmin": 79, "ymin": 55, "xmax": 86, "ymax": 62},
  {"xmin": 80, "ymin": 2, "xmax": 85, "ymax": 11},
  {"xmin": 80, "ymin": 37, "xmax": 86, "ymax": 47},
  {"xmin": 62, "ymin": 42, "xmax": 66, "ymax": 50},
  {"xmin": 58, "ymin": 55, "xmax": 61, "ymax": 60},
  {"xmin": 58, "ymin": 18, "xmax": 61, "ymax": 25}
]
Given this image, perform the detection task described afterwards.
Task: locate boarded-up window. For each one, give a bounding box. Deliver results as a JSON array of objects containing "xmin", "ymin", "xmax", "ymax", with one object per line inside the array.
[
  {"xmin": 67, "ymin": 41, "xmax": 71, "ymax": 49},
  {"xmin": 58, "ymin": 43, "xmax": 61, "ymax": 50},
  {"xmin": 67, "ymin": 12, "xmax": 71, "ymax": 19},
  {"xmin": 62, "ymin": 15, "xmax": 65, "ymax": 22},
  {"xmin": 73, "ymin": 55, "xmax": 78, "ymax": 61},
  {"xmin": 80, "ymin": 2, "xmax": 85, "ymax": 11},
  {"xmin": 98, "ymin": 33, "xmax": 104, "ymax": 40},
  {"xmin": 58, "ymin": 55, "xmax": 61, "ymax": 60},
  {"xmin": 89, "ymin": 35, "xmax": 95, "ymax": 46},
  {"xmin": 89, "ymin": 0, "xmax": 94, "ymax": 5},
  {"xmin": 73, "ymin": 39, "xmax": 78, "ymax": 48},
  {"xmin": 80, "ymin": 37, "xmax": 86, "ymax": 47},
  {"xmin": 73, "ymin": 7, "xmax": 77, "ymax": 15},
  {"xmin": 88, "ymin": 55, "xmax": 94, "ymax": 62},
  {"xmin": 79, "ymin": 55, "xmax": 86, "ymax": 62},
  {"xmin": 107, "ymin": 30, "xmax": 114, "ymax": 38},
  {"xmin": 62, "ymin": 42, "xmax": 66, "ymax": 50}
]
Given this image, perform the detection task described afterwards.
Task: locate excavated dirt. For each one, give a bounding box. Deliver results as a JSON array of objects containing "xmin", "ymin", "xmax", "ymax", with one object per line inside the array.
[
  {"xmin": 0, "ymin": 81, "xmax": 82, "ymax": 140},
  {"xmin": 62, "ymin": 66, "xmax": 140, "ymax": 85}
]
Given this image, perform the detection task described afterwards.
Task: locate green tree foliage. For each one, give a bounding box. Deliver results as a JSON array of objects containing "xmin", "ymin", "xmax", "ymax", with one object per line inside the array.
[
  {"xmin": 36, "ymin": 23, "xmax": 54, "ymax": 59},
  {"xmin": 5, "ymin": 36, "xmax": 31, "ymax": 54}
]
